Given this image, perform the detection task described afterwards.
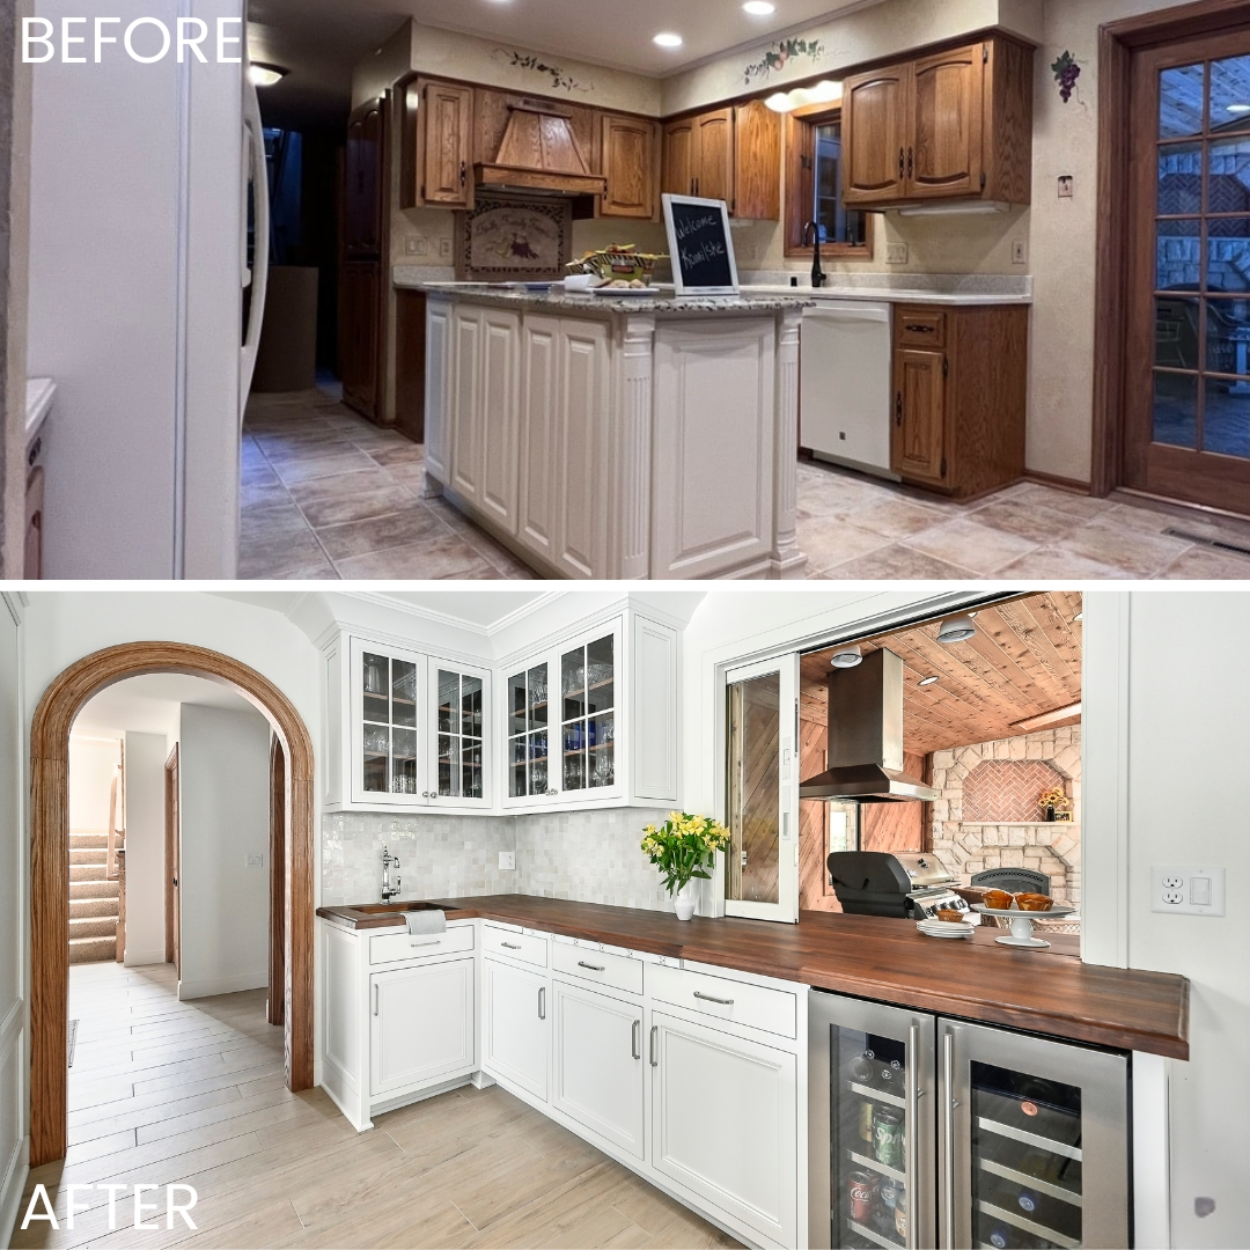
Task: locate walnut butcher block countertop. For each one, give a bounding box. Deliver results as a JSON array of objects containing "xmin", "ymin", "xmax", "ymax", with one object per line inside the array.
[{"xmin": 316, "ymin": 895, "xmax": 1189, "ymax": 1060}]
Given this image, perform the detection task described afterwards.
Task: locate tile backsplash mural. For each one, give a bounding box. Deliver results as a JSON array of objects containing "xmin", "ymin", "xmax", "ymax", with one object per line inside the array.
[{"xmin": 321, "ymin": 807, "xmax": 675, "ymax": 913}]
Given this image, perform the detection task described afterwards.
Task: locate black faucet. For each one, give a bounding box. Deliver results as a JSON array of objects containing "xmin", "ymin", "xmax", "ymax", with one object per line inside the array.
[{"xmin": 803, "ymin": 221, "xmax": 827, "ymax": 289}]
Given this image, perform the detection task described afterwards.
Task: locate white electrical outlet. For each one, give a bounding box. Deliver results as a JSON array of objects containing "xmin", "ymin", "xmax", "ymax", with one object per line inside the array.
[
  {"xmin": 886, "ymin": 242, "xmax": 908, "ymax": 265},
  {"xmin": 245, "ymin": 853, "xmax": 265, "ymax": 869},
  {"xmin": 439, "ymin": 238, "xmax": 453, "ymax": 259},
  {"xmin": 1012, "ymin": 241, "xmax": 1028, "ymax": 265},
  {"xmin": 405, "ymin": 236, "xmax": 428, "ymax": 256},
  {"xmin": 499, "ymin": 851, "xmax": 516, "ymax": 871},
  {"xmin": 1151, "ymin": 865, "xmax": 1226, "ymax": 915}
]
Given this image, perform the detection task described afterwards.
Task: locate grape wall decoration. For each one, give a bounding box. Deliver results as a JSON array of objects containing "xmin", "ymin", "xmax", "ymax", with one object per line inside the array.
[
  {"xmin": 744, "ymin": 36, "xmax": 826, "ymax": 86},
  {"xmin": 493, "ymin": 48, "xmax": 590, "ymax": 94},
  {"xmin": 1052, "ymin": 51, "xmax": 1082, "ymax": 104}
]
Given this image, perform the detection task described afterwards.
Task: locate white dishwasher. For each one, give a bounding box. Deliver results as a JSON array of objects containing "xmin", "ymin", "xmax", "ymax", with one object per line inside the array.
[{"xmin": 800, "ymin": 300, "xmax": 898, "ymax": 480}]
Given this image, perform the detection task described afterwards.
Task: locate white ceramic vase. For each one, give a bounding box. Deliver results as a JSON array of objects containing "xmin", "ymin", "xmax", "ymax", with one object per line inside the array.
[{"xmin": 673, "ymin": 883, "xmax": 696, "ymax": 921}]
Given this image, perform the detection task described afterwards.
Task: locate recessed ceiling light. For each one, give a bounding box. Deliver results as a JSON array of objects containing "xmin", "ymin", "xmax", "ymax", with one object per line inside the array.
[
  {"xmin": 919, "ymin": 676, "xmax": 940, "ymax": 687},
  {"xmin": 937, "ymin": 615, "xmax": 977, "ymax": 644},
  {"xmin": 830, "ymin": 645, "xmax": 863, "ymax": 670},
  {"xmin": 249, "ymin": 62, "xmax": 288, "ymax": 88},
  {"xmin": 743, "ymin": 1, "xmax": 776, "ymax": 14},
  {"xmin": 1073, "ymin": 611, "xmax": 1084, "ymax": 622},
  {"xmin": 653, "ymin": 32, "xmax": 684, "ymax": 48}
]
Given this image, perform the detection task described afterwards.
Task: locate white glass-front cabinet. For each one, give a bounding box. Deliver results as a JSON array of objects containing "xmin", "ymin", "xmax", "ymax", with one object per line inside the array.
[
  {"xmin": 325, "ymin": 635, "xmax": 493, "ymax": 812},
  {"xmin": 500, "ymin": 613, "xmax": 678, "ymax": 811}
]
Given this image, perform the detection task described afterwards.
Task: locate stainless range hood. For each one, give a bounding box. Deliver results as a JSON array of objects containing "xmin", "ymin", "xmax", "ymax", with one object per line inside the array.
[{"xmin": 800, "ymin": 647, "xmax": 938, "ymax": 803}]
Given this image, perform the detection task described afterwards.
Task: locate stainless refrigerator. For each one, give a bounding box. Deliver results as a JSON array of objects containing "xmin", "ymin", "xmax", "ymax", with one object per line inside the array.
[{"xmin": 809, "ymin": 990, "xmax": 1130, "ymax": 1250}]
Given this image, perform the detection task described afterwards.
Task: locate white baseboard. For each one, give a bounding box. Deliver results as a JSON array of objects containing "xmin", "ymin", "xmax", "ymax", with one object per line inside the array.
[
  {"xmin": 123, "ymin": 948, "xmax": 168, "ymax": 967},
  {"xmin": 0, "ymin": 1135, "xmax": 29, "ymax": 1250},
  {"xmin": 178, "ymin": 970, "xmax": 268, "ymax": 1000}
]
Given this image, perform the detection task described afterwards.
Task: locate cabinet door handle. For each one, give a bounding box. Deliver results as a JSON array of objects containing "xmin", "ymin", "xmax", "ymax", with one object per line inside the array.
[
  {"xmin": 501, "ymin": 941, "xmax": 522, "ymax": 950},
  {"xmin": 373, "ymin": 984, "xmax": 379, "ymax": 1016},
  {"xmin": 895, "ymin": 394, "xmax": 904, "ymax": 428},
  {"xmin": 577, "ymin": 961, "xmax": 606, "ymax": 972},
  {"xmin": 907, "ymin": 147, "xmax": 914, "ymax": 179},
  {"xmin": 693, "ymin": 991, "xmax": 734, "ymax": 1006},
  {"xmin": 460, "ymin": 160, "xmax": 467, "ymax": 188},
  {"xmin": 898, "ymin": 147, "xmax": 905, "ymax": 180},
  {"xmin": 649, "ymin": 1024, "xmax": 658, "ymax": 1067},
  {"xmin": 904, "ymin": 324, "xmax": 936, "ymax": 334},
  {"xmin": 632, "ymin": 1019, "xmax": 641, "ymax": 1060},
  {"xmin": 943, "ymin": 1029, "xmax": 957, "ymax": 1250},
  {"xmin": 546, "ymin": 789, "xmax": 558, "ymax": 797},
  {"xmin": 538, "ymin": 987, "xmax": 546, "ymax": 1020}
]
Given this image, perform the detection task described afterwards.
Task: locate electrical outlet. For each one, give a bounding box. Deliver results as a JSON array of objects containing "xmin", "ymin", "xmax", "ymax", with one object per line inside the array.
[
  {"xmin": 886, "ymin": 242, "xmax": 908, "ymax": 265},
  {"xmin": 499, "ymin": 851, "xmax": 515, "ymax": 871},
  {"xmin": 1012, "ymin": 241, "xmax": 1028, "ymax": 265},
  {"xmin": 1058, "ymin": 175, "xmax": 1074, "ymax": 199},
  {"xmin": 405, "ymin": 236, "xmax": 428, "ymax": 257},
  {"xmin": 245, "ymin": 853, "xmax": 265, "ymax": 869},
  {"xmin": 1151, "ymin": 865, "xmax": 1226, "ymax": 915},
  {"xmin": 439, "ymin": 237, "xmax": 453, "ymax": 259}
]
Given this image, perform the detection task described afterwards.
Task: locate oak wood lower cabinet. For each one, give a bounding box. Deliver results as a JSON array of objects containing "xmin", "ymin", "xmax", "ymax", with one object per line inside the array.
[
  {"xmin": 340, "ymin": 262, "xmax": 380, "ymax": 420},
  {"xmin": 482, "ymin": 956, "xmax": 550, "ymax": 1101},
  {"xmin": 651, "ymin": 1010, "xmax": 798, "ymax": 1248},
  {"xmin": 551, "ymin": 979, "xmax": 646, "ymax": 1159},
  {"xmin": 891, "ymin": 303, "xmax": 1029, "ymax": 499}
]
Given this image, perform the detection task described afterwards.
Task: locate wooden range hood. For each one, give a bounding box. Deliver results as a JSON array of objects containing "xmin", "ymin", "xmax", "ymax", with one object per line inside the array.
[{"xmin": 475, "ymin": 104, "xmax": 607, "ymax": 197}]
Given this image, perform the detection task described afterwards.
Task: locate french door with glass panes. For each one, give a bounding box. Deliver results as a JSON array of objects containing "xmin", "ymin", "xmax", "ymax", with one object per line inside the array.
[
  {"xmin": 504, "ymin": 620, "xmax": 623, "ymax": 808},
  {"xmin": 1127, "ymin": 30, "xmax": 1250, "ymax": 512},
  {"xmin": 350, "ymin": 637, "xmax": 491, "ymax": 809},
  {"xmin": 722, "ymin": 654, "xmax": 799, "ymax": 923}
]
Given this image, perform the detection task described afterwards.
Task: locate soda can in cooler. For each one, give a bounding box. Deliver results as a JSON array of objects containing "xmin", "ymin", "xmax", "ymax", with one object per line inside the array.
[
  {"xmin": 873, "ymin": 1106, "xmax": 905, "ymax": 1169},
  {"xmin": 847, "ymin": 1171, "xmax": 877, "ymax": 1224},
  {"xmin": 858, "ymin": 1098, "xmax": 875, "ymax": 1143},
  {"xmin": 894, "ymin": 1183, "xmax": 908, "ymax": 1240}
]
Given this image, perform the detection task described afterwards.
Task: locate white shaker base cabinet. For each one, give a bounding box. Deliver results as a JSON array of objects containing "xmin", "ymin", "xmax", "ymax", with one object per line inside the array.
[
  {"xmin": 552, "ymin": 980, "xmax": 646, "ymax": 1160},
  {"xmin": 482, "ymin": 957, "xmax": 550, "ymax": 1102},
  {"xmin": 651, "ymin": 1010, "xmax": 799, "ymax": 1249},
  {"xmin": 370, "ymin": 960, "xmax": 475, "ymax": 1098}
]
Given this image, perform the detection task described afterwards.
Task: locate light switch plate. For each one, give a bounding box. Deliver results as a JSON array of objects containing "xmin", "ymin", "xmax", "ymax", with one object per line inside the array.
[
  {"xmin": 245, "ymin": 853, "xmax": 265, "ymax": 869},
  {"xmin": 1151, "ymin": 865, "xmax": 1225, "ymax": 915},
  {"xmin": 499, "ymin": 851, "xmax": 515, "ymax": 871},
  {"xmin": 886, "ymin": 242, "xmax": 908, "ymax": 265},
  {"xmin": 1012, "ymin": 241, "xmax": 1028, "ymax": 265}
]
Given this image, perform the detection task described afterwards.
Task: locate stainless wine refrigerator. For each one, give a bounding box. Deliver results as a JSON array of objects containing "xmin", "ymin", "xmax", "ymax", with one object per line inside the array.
[{"xmin": 808, "ymin": 990, "xmax": 1131, "ymax": 1250}]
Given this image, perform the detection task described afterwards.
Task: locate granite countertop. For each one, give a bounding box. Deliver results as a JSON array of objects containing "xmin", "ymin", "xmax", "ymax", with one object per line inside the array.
[
  {"xmin": 26, "ymin": 378, "xmax": 55, "ymax": 445},
  {"xmin": 412, "ymin": 281, "xmax": 814, "ymax": 316},
  {"xmin": 316, "ymin": 895, "xmax": 1189, "ymax": 1059},
  {"xmin": 746, "ymin": 285, "xmax": 1033, "ymax": 307}
]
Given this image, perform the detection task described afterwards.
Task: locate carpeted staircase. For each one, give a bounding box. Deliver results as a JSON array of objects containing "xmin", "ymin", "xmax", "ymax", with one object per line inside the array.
[{"xmin": 69, "ymin": 832, "xmax": 119, "ymax": 963}]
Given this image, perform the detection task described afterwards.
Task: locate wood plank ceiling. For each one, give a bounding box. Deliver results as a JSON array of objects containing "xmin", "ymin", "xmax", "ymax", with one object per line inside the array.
[{"xmin": 800, "ymin": 592, "xmax": 1084, "ymax": 757}]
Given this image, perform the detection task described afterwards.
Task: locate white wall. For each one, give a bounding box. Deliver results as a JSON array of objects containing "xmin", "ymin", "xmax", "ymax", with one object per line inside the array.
[
  {"xmin": 177, "ymin": 704, "xmax": 271, "ymax": 1000},
  {"xmin": 122, "ymin": 732, "xmax": 167, "ymax": 967},
  {"xmin": 0, "ymin": 595, "xmax": 27, "ymax": 1246},
  {"xmin": 67, "ymin": 736, "xmax": 119, "ymax": 834}
]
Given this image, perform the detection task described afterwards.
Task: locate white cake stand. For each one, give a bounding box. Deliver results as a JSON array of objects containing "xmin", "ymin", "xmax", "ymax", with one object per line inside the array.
[{"xmin": 971, "ymin": 903, "xmax": 1077, "ymax": 949}]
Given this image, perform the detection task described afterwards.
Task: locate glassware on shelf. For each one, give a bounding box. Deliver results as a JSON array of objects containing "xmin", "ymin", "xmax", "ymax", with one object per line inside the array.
[
  {"xmin": 363, "ymin": 654, "xmax": 386, "ymax": 695},
  {"xmin": 363, "ymin": 726, "xmax": 389, "ymax": 755}
]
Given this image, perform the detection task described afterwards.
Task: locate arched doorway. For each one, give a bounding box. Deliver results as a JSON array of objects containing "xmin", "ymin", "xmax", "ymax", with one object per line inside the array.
[{"xmin": 29, "ymin": 642, "xmax": 315, "ymax": 1167}]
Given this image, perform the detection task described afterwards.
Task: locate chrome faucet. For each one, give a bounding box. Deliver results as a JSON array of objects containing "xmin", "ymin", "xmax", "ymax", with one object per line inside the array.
[
  {"xmin": 803, "ymin": 221, "xmax": 827, "ymax": 289},
  {"xmin": 381, "ymin": 845, "xmax": 402, "ymax": 903}
]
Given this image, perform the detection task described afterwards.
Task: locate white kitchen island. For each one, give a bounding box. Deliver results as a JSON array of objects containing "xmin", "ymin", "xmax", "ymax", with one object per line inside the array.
[{"xmin": 414, "ymin": 282, "xmax": 811, "ymax": 580}]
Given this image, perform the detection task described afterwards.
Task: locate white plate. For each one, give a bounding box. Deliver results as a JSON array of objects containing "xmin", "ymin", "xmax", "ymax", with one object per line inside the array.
[
  {"xmin": 592, "ymin": 286, "xmax": 660, "ymax": 297},
  {"xmin": 971, "ymin": 903, "xmax": 1076, "ymax": 919},
  {"xmin": 916, "ymin": 921, "xmax": 973, "ymax": 940}
]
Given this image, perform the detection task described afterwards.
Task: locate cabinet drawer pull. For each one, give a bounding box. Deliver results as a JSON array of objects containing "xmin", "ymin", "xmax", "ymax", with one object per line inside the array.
[
  {"xmin": 632, "ymin": 1019, "xmax": 641, "ymax": 1060},
  {"xmin": 693, "ymin": 991, "xmax": 734, "ymax": 1006},
  {"xmin": 409, "ymin": 938, "xmax": 442, "ymax": 948},
  {"xmin": 577, "ymin": 960, "xmax": 606, "ymax": 972},
  {"xmin": 373, "ymin": 984, "xmax": 379, "ymax": 1016},
  {"xmin": 904, "ymin": 323, "xmax": 937, "ymax": 334},
  {"xmin": 649, "ymin": 1024, "xmax": 658, "ymax": 1067},
  {"xmin": 501, "ymin": 941, "xmax": 522, "ymax": 950},
  {"xmin": 538, "ymin": 986, "xmax": 546, "ymax": 1020}
]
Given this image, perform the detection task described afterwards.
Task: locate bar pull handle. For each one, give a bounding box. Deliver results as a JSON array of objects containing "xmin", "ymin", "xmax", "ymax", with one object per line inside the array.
[
  {"xmin": 578, "ymin": 961, "xmax": 606, "ymax": 972},
  {"xmin": 649, "ymin": 1024, "xmax": 659, "ymax": 1067},
  {"xmin": 501, "ymin": 941, "xmax": 522, "ymax": 950},
  {"xmin": 409, "ymin": 938, "xmax": 442, "ymax": 948},
  {"xmin": 632, "ymin": 1019, "xmax": 641, "ymax": 1060},
  {"xmin": 538, "ymin": 987, "xmax": 546, "ymax": 1020},
  {"xmin": 906, "ymin": 1022, "xmax": 919, "ymax": 1250},
  {"xmin": 905, "ymin": 324, "xmax": 937, "ymax": 335},
  {"xmin": 460, "ymin": 161, "xmax": 467, "ymax": 188},
  {"xmin": 373, "ymin": 984, "xmax": 379, "ymax": 1016},
  {"xmin": 895, "ymin": 393, "xmax": 904, "ymax": 428},
  {"xmin": 693, "ymin": 991, "xmax": 734, "ymax": 1006},
  {"xmin": 943, "ymin": 1029, "xmax": 956, "ymax": 1250}
]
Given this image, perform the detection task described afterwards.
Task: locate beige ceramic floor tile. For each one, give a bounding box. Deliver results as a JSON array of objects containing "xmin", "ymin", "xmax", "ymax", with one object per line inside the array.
[{"xmin": 903, "ymin": 517, "xmax": 1041, "ymax": 575}]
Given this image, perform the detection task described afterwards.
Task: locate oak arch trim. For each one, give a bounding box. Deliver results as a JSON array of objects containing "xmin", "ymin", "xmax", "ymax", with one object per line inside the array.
[{"xmin": 30, "ymin": 642, "xmax": 315, "ymax": 1167}]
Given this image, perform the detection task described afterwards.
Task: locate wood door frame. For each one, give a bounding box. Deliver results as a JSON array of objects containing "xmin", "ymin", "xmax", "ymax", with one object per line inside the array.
[
  {"xmin": 164, "ymin": 745, "xmax": 178, "ymax": 967},
  {"xmin": 30, "ymin": 642, "xmax": 315, "ymax": 1167},
  {"xmin": 1093, "ymin": 0, "xmax": 1250, "ymax": 496}
]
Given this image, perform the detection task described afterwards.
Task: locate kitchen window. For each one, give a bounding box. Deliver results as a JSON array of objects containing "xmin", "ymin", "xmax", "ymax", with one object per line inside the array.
[{"xmin": 784, "ymin": 107, "xmax": 872, "ymax": 259}]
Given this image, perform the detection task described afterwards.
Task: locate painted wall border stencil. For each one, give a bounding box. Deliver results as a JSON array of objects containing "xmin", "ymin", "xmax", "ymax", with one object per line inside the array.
[
  {"xmin": 493, "ymin": 47, "xmax": 592, "ymax": 93},
  {"xmin": 744, "ymin": 36, "xmax": 826, "ymax": 85}
]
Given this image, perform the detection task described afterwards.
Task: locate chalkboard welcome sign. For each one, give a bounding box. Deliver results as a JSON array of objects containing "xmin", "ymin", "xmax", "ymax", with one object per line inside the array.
[{"xmin": 663, "ymin": 194, "xmax": 740, "ymax": 295}]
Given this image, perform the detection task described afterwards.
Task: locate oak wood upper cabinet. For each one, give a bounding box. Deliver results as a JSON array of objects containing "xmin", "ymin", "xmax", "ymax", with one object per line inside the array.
[
  {"xmin": 891, "ymin": 304, "xmax": 1030, "ymax": 499},
  {"xmin": 663, "ymin": 104, "xmax": 781, "ymax": 219},
  {"xmin": 842, "ymin": 35, "xmax": 1034, "ymax": 209},
  {"xmin": 599, "ymin": 114, "xmax": 660, "ymax": 219},
  {"xmin": 345, "ymin": 99, "xmax": 385, "ymax": 257},
  {"xmin": 401, "ymin": 79, "xmax": 474, "ymax": 210}
]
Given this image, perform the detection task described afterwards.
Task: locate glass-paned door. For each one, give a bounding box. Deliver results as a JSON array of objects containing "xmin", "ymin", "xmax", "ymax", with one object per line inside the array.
[
  {"xmin": 940, "ymin": 1020, "xmax": 1129, "ymax": 1250},
  {"xmin": 1128, "ymin": 34, "xmax": 1250, "ymax": 512},
  {"xmin": 359, "ymin": 647, "xmax": 419, "ymax": 798},
  {"xmin": 432, "ymin": 665, "xmax": 487, "ymax": 803},
  {"xmin": 723, "ymin": 654, "xmax": 799, "ymax": 922},
  {"xmin": 508, "ymin": 662, "xmax": 550, "ymax": 799},
  {"xmin": 560, "ymin": 633, "xmax": 615, "ymax": 794},
  {"xmin": 808, "ymin": 993, "xmax": 936, "ymax": 1250}
]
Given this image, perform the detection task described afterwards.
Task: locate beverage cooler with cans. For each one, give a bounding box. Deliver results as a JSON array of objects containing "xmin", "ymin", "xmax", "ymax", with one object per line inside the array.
[{"xmin": 808, "ymin": 990, "xmax": 1131, "ymax": 1250}]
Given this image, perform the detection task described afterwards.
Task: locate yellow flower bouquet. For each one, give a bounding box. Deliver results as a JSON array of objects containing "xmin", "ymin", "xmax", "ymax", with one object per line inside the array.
[
  {"xmin": 1038, "ymin": 786, "xmax": 1073, "ymax": 821},
  {"xmin": 641, "ymin": 812, "xmax": 731, "ymax": 898}
]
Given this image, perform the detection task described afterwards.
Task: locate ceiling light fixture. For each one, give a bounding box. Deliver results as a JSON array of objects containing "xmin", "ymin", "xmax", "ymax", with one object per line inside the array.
[
  {"xmin": 1227, "ymin": 103, "xmax": 1250, "ymax": 114},
  {"xmin": 830, "ymin": 645, "xmax": 863, "ymax": 670},
  {"xmin": 937, "ymin": 615, "xmax": 977, "ymax": 645},
  {"xmin": 743, "ymin": 1, "xmax": 776, "ymax": 13},
  {"xmin": 1073, "ymin": 611, "xmax": 1084, "ymax": 622},
  {"xmin": 763, "ymin": 79, "xmax": 842, "ymax": 113},
  {"xmin": 653, "ymin": 32, "xmax": 684, "ymax": 48},
  {"xmin": 248, "ymin": 62, "xmax": 288, "ymax": 88},
  {"xmin": 919, "ymin": 676, "xmax": 940, "ymax": 687}
]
